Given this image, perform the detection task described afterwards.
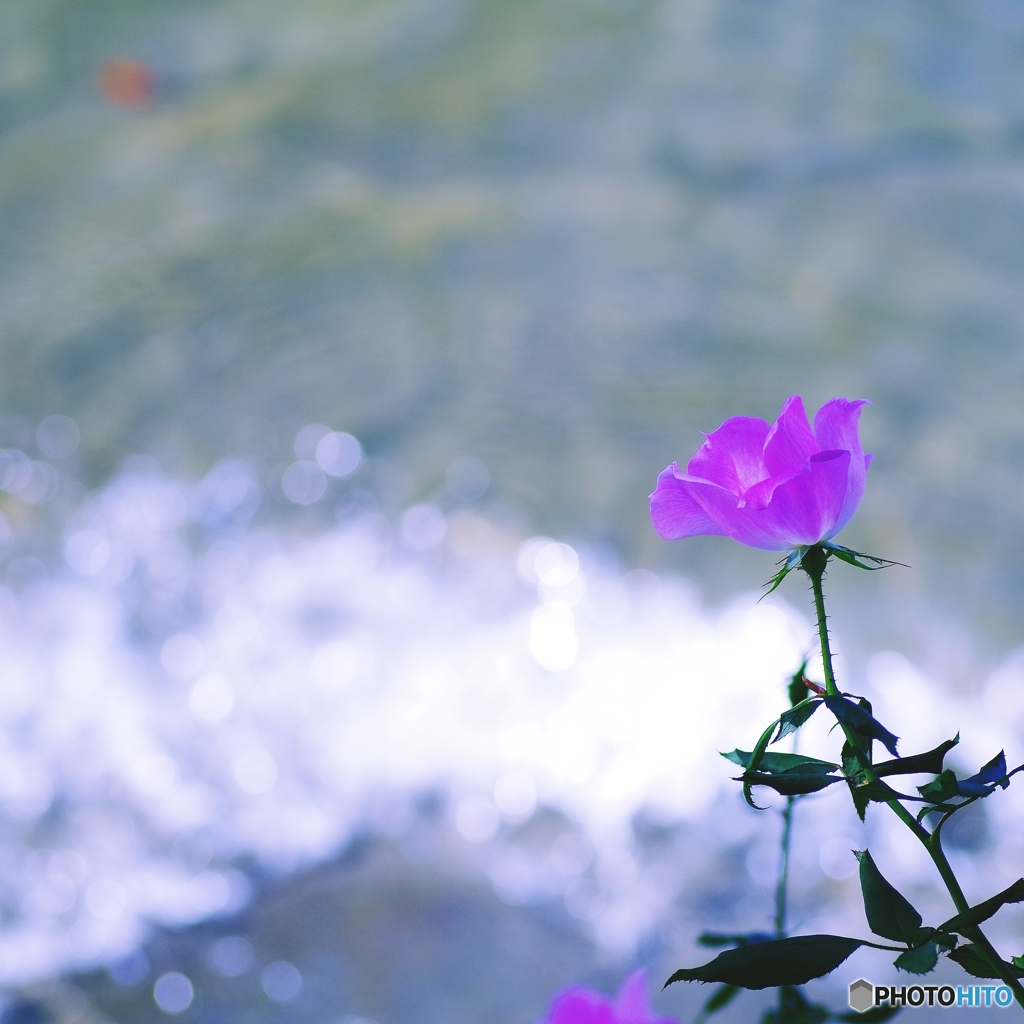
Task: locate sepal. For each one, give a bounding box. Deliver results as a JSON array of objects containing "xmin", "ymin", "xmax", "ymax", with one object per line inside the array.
[
  {"xmin": 763, "ymin": 547, "xmax": 808, "ymax": 598},
  {"xmin": 820, "ymin": 541, "xmax": 907, "ymax": 572}
]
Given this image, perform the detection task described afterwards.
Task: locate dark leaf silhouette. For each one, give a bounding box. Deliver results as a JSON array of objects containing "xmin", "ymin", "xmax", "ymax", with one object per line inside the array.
[
  {"xmin": 665, "ymin": 935, "xmax": 863, "ymax": 990},
  {"xmin": 855, "ymin": 850, "xmax": 923, "ymax": 945}
]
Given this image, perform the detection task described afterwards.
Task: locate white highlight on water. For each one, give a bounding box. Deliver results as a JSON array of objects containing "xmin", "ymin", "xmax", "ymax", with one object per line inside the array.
[{"xmin": 0, "ymin": 458, "xmax": 1019, "ymax": 984}]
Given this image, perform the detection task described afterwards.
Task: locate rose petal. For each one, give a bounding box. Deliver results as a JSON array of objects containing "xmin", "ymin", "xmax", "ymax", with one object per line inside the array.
[
  {"xmin": 762, "ymin": 394, "xmax": 819, "ymax": 476},
  {"xmin": 547, "ymin": 989, "xmax": 617, "ymax": 1024},
  {"xmin": 755, "ymin": 449, "xmax": 850, "ymax": 546},
  {"xmin": 612, "ymin": 970, "xmax": 673, "ymax": 1024},
  {"xmin": 683, "ymin": 477, "xmax": 796, "ymax": 550},
  {"xmin": 686, "ymin": 416, "xmax": 770, "ymax": 495},
  {"xmin": 813, "ymin": 398, "xmax": 868, "ymax": 453},
  {"xmin": 612, "ymin": 971, "xmax": 650, "ymax": 1023},
  {"xmin": 742, "ymin": 463, "xmax": 807, "ymax": 512},
  {"xmin": 814, "ymin": 399, "xmax": 869, "ymax": 534},
  {"xmin": 649, "ymin": 464, "xmax": 727, "ymax": 540}
]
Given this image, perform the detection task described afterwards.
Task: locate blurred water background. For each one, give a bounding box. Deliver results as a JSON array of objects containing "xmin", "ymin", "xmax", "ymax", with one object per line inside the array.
[{"xmin": 2, "ymin": 0, "xmax": 1024, "ymax": 1021}]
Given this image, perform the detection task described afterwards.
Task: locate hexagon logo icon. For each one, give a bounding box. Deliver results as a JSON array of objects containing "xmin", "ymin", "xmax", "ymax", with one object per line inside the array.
[{"xmin": 848, "ymin": 978, "xmax": 874, "ymax": 1013}]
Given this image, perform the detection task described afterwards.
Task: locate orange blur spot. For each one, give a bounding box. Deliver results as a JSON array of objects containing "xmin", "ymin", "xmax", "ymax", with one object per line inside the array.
[{"xmin": 97, "ymin": 58, "xmax": 158, "ymax": 110}]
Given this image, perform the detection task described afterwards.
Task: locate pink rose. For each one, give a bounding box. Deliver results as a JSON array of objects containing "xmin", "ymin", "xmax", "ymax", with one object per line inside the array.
[
  {"xmin": 650, "ymin": 395, "xmax": 871, "ymax": 551},
  {"xmin": 537, "ymin": 970, "xmax": 677, "ymax": 1024}
]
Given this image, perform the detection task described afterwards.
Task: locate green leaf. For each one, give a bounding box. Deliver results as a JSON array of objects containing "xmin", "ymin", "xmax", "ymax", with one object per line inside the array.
[
  {"xmin": 779, "ymin": 987, "xmax": 829, "ymax": 1024},
  {"xmin": 664, "ymin": 934, "xmax": 863, "ymax": 990},
  {"xmin": 824, "ymin": 695, "xmax": 899, "ymax": 757},
  {"xmin": 727, "ymin": 748, "xmax": 842, "ymax": 797},
  {"xmin": 849, "ymin": 782, "xmax": 871, "ymax": 822},
  {"xmin": 758, "ymin": 986, "xmax": 830, "ymax": 1024},
  {"xmin": 834, "ymin": 1008, "xmax": 903, "ymax": 1022},
  {"xmin": 917, "ymin": 770, "xmax": 958, "ymax": 804},
  {"xmin": 855, "ymin": 850, "xmax": 923, "ymax": 945},
  {"xmin": 742, "ymin": 719, "xmax": 783, "ymax": 808},
  {"xmin": 696, "ymin": 983, "xmax": 740, "ymax": 1019},
  {"xmin": 697, "ymin": 931, "xmax": 775, "ymax": 948},
  {"xmin": 787, "ymin": 661, "xmax": 810, "ymax": 708},
  {"xmin": 740, "ymin": 770, "xmax": 844, "ymax": 796},
  {"xmin": 1012, "ymin": 955, "xmax": 1024, "ymax": 970},
  {"xmin": 723, "ymin": 750, "xmax": 839, "ymax": 775},
  {"xmin": 947, "ymin": 944, "xmax": 1024, "ymax": 979},
  {"xmin": 894, "ymin": 941, "xmax": 938, "ymax": 974},
  {"xmin": 938, "ymin": 878, "xmax": 1024, "ymax": 934},
  {"xmin": 839, "ymin": 698, "xmax": 877, "ymax": 801},
  {"xmin": 842, "ymin": 737, "xmax": 870, "ymax": 777},
  {"xmin": 874, "ymin": 736, "xmax": 960, "ymax": 777},
  {"xmin": 841, "ymin": 743, "xmax": 872, "ymax": 820},
  {"xmin": 957, "ymin": 750, "xmax": 1010, "ymax": 797},
  {"xmin": 846, "ymin": 778, "xmax": 909, "ymax": 820},
  {"xmin": 856, "ymin": 779, "xmax": 911, "ymax": 802},
  {"xmin": 775, "ymin": 698, "xmax": 823, "ymax": 743}
]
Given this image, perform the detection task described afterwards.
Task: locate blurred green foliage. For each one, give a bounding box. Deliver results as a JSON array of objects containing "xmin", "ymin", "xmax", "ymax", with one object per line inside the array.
[{"xmin": 4, "ymin": 0, "xmax": 1024, "ymax": 654}]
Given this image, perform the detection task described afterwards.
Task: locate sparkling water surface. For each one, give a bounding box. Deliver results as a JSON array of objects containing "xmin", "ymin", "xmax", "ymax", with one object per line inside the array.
[{"xmin": 0, "ymin": 443, "xmax": 1019, "ymax": 1023}]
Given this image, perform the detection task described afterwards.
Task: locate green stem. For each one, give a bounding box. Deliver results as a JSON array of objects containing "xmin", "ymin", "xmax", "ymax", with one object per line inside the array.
[
  {"xmin": 775, "ymin": 714, "xmax": 802, "ymax": 939},
  {"xmin": 800, "ymin": 545, "xmax": 1024, "ymax": 1009},
  {"xmin": 775, "ymin": 795, "xmax": 794, "ymax": 938},
  {"xmin": 803, "ymin": 546, "xmax": 839, "ymax": 699}
]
